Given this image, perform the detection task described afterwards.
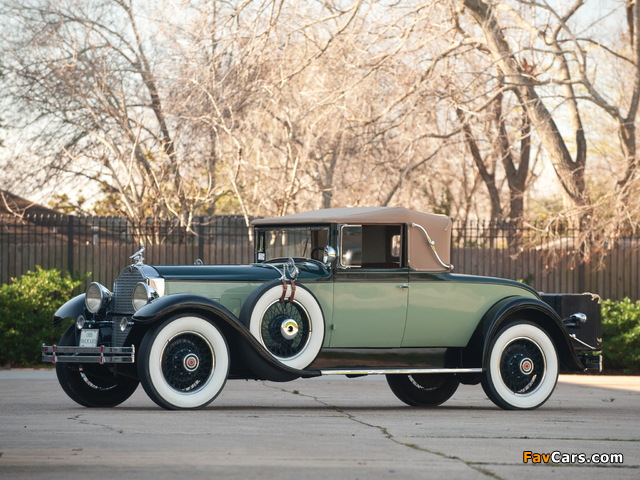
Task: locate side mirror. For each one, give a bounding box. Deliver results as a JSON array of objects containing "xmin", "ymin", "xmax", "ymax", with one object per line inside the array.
[{"xmin": 323, "ymin": 246, "xmax": 337, "ymax": 266}]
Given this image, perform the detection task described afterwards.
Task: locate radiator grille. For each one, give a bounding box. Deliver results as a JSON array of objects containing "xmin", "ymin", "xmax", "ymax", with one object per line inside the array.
[
  {"xmin": 113, "ymin": 266, "xmax": 145, "ymax": 314},
  {"xmin": 111, "ymin": 266, "xmax": 146, "ymax": 347},
  {"xmin": 112, "ymin": 317, "xmax": 133, "ymax": 347}
]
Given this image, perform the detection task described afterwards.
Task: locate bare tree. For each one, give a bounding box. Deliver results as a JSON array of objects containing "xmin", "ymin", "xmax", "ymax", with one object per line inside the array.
[
  {"xmin": 0, "ymin": 0, "xmax": 531, "ymax": 225},
  {"xmin": 1, "ymin": 0, "xmax": 229, "ymax": 228},
  {"xmin": 457, "ymin": 0, "xmax": 640, "ymax": 258},
  {"xmin": 2, "ymin": 0, "xmax": 638, "ymax": 263},
  {"xmin": 461, "ymin": 0, "xmax": 588, "ymax": 211},
  {"xmin": 453, "ymin": 89, "xmax": 534, "ymax": 222}
]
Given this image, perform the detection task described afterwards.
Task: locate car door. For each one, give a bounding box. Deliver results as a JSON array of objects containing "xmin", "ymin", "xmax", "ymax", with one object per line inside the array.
[{"xmin": 328, "ymin": 224, "xmax": 409, "ymax": 348}]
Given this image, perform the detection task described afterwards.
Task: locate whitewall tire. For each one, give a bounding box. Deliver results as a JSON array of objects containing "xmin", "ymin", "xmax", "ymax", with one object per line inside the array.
[
  {"xmin": 240, "ymin": 281, "xmax": 324, "ymax": 370},
  {"xmin": 482, "ymin": 322, "xmax": 558, "ymax": 410},
  {"xmin": 137, "ymin": 315, "xmax": 229, "ymax": 410}
]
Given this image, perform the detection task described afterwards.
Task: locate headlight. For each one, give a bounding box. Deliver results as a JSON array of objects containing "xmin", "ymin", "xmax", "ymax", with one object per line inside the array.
[
  {"xmin": 132, "ymin": 282, "xmax": 158, "ymax": 311},
  {"xmin": 85, "ymin": 282, "xmax": 112, "ymax": 313}
]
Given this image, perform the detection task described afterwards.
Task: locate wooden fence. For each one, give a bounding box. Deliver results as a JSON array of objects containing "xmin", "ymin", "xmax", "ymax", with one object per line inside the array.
[
  {"xmin": 453, "ymin": 220, "xmax": 640, "ymax": 300},
  {"xmin": 1, "ymin": 214, "xmax": 638, "ymax": 300},
  {"xmin": 0, "ymin": 215, "xmax": 252, "ymax": 289},
  {"xmin": 454, "ymin": 247, "xmax": 639, "ymax": 300}
]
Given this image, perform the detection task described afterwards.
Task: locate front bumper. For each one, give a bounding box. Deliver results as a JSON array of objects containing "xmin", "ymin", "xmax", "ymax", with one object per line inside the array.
[{"xmin": 42, "ymin": 345, "xmax": 135, "ymax": 364}]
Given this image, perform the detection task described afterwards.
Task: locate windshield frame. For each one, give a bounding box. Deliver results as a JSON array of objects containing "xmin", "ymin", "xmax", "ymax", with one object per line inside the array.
[{"xmin": 254, "ymin": 225, "xmax": 330, "ymax": 262}]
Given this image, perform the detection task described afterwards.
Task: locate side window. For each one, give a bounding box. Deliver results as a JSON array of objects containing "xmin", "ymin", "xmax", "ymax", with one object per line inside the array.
[
  {"xmin": 340, "ymin": 225, "xmax": 362, "ymax": 266},
  {"xmin": 340, "ymin": 224, "xmax": 402, "ymax": 268}
]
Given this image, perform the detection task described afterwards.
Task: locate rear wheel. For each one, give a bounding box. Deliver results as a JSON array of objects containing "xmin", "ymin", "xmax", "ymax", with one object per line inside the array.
[
  {"xmin": 55, "ymin": 325, "xmax": 139, "ymax": 408},
  {"xmin": 481, "ymin": 322, "xmax": 558, "ymax": 410},
  {"xmin": 386, "ymin": 374, "xmax": 459, "ymax": 407},
  {"xmin": 137, "ymin": 315, "xmax": 229, "ymax": 410}
]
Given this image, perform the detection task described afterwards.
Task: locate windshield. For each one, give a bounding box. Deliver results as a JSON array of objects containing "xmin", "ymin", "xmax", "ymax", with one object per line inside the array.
[{"xmin": 255, "ymin": 226, "xmax": 329, "ymax": 262}]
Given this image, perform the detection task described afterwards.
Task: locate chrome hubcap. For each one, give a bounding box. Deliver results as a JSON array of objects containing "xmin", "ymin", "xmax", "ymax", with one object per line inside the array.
[
  {"xmin": 280, "ymin": 318, "xmax": 299, "ymax": 340},
  {"xmin": 519, "ymin": 357, "xmax": 534, "ymax": 375},
  {"xmin": 183, "ymin": 353, "xmax": 200, "ymax": 372}
]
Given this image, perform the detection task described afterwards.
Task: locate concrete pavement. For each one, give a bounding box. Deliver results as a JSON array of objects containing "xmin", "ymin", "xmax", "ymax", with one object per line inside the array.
[{"xmin": 0, "ymin": 370, "xmax": 638, "ymax": 479}]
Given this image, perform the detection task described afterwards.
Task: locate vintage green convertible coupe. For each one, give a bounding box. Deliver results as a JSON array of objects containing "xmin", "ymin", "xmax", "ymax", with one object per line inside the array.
[{"xmin": 42, "ymin": 207, "xmax": 601, "ymax": 410}]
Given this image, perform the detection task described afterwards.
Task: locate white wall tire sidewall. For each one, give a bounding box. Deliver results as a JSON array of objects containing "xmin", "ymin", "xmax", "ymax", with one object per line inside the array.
[
  {"xmin": 147, "ymin": 316, "xmax": 229, "ymax": 409},
  {"xmin": 488, "ymin": 323, "xmax": 558, "ymax": 410},
  {"xmin": 248, "ymin": 285, "xmax": 324, "ymax": 369}
]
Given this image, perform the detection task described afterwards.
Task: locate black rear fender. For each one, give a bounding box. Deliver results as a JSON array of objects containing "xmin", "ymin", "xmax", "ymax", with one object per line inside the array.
[{"xmin": 462, "ymin": 296, "xmax": 583, "ymax": 372}]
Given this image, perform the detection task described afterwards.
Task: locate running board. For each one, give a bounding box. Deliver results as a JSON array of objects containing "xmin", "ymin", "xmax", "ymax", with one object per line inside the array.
[{"xmin": 319, "ymin": 367, "xmax": 483, "ymax": 376}]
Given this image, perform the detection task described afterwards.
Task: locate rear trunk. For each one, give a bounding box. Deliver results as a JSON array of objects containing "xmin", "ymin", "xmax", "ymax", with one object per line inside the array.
[{"xmin": 541, "ymin": 293, "xmax": 602, "ymax": 355}]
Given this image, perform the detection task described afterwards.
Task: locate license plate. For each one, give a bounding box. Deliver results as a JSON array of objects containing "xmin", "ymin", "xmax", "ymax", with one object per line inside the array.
[{"xmin": 79, "ymin": 329, "xmax": 99, "ymax": 347}]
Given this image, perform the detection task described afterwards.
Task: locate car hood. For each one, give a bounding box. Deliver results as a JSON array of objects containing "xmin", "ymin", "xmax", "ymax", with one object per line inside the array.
[{"xmin": 150, "ymin": 261, "xmax": 330, "ymax": 282}]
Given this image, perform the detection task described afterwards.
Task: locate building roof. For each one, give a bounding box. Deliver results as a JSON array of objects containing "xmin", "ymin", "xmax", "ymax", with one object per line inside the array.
[{"xmin": 0, "ymin": 190, "xmax": 61, "ymax": 216}]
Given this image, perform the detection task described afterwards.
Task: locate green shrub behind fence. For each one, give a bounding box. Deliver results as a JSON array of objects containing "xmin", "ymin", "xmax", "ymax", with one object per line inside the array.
[
  {"xmin": 601, "ymin": 298, "xmax": 640, "ymax": 374},
  {"xmin": 0, "ymin": 267, "xmax": 83, "ymax": 367}
]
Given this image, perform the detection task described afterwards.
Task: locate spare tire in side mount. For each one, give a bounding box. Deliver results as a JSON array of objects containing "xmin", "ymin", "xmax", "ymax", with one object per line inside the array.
[{"xmin": 240, "ymin": 280, "xmax": 325, "ymax": 371}]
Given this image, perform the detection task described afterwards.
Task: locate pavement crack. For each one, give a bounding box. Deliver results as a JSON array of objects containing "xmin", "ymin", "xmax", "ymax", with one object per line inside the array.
[
  {"xmin": 67, "ymin": 414, "xmax": 123, "ymax": 433},
  {"xmin": 272, "ymin": 384, "xmax": 504, "ymax": 479}
]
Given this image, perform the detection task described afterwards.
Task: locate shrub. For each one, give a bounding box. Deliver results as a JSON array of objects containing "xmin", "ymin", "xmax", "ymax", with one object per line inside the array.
[
  {"xmin": 601, "ymin": 298, "xmax": 640, "ymax": 374},
  {"xmin": 0, "ymin": 267, "xmax": 84, "ymax": 367}
]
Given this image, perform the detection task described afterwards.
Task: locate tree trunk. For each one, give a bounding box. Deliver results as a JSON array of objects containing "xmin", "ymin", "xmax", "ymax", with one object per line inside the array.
[{"xmin": 462, "ymin": 0, "xmax": 588, "ymax": 209}]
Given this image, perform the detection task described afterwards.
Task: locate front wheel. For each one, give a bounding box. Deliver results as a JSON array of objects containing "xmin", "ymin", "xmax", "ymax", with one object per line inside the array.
[
  {"xmin": 137, "ymin": 315, "xmax": 230, "ymax": 410},
  {"xmin": 481, "ymin": 322, "xmax": 558, "ymax": 410},
  {"xmin": 55, "ymin": 325, "xmax": 139, "ymax": 408},
  {"xmin": 386, "ymin": 374, "xmax": 459, "ymax": 407}
]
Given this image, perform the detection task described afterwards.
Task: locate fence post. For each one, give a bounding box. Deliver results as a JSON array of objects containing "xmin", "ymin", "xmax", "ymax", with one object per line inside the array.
[
  {"xmin": 198, "ymin": 216, "xmax": 205, "ymax": 262},
  {"xmin": 67, "ymin": 215, "xmax": 74, "ymax": 274},
  {"xmin": 578, "ymin": 262, "xmax": 586, "ymax": 293}
]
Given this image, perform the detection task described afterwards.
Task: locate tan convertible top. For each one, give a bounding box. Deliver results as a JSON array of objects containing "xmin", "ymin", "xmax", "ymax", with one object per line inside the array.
[{"xmin": 252, "ymin": 207, "xmax": 453, "ymax": 272}]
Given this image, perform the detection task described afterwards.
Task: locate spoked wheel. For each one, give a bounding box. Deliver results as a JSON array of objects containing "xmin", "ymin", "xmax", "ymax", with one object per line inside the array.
[
  {"xmin": 55, "ymin": 325, "xmax": 139, "ymax": 408},
  {"xmin": 482, "ymin": 322, "xmax": 558, "ymax": 410},
  {"xmin": 260, "ymin": 300, "xmax": 311, "ymax": 359},
  {"xmin": 240, "ymin": 280, "xmax": 324, "ymax": 370},
  {"xmin": 386, "ymin": 374, "xmax": 459, "ymax": 407},
  {"xmin": 137, "ymin": 315, "xmax": 229, "ymax": 410}
]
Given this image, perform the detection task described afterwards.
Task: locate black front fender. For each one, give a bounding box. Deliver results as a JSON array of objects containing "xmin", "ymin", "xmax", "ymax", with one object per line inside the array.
[
  {"xmin": 52, "ymin": 294, "xmax": 87, "ymax": 326},
  {"xmin": 132, "ymin": 293, "xmax": 238, "ymax": 325},
  {"xmin": 132, "ymin": 294, "xmax": 321, "ymax": 380}
]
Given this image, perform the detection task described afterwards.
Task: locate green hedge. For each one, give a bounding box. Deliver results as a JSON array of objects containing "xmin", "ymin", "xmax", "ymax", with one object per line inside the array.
[
  {"xmin": 0, "ymin": 267, "xmax": 83, "ymax": 367},
  {"xmin": 601, "ymin": 298, "xmax": 640, "ymax": 374}
]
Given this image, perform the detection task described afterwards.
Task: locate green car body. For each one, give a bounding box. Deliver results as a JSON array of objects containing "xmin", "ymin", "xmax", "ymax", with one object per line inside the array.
[{"xmin": 43, "ymin": 207, "xmax": 602, "ymax": 411}]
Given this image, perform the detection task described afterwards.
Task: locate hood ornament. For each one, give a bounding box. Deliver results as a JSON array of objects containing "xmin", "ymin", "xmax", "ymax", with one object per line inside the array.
[{"xmin": 130, "ymin": 244, "xmax": 145, "ymax": 265}]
